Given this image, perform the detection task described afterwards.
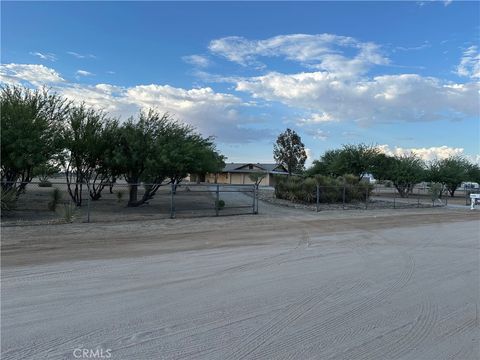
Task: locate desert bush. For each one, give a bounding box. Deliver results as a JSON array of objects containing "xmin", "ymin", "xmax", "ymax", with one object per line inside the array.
[
  {"xmin": 48, "ymin": 188, "xmax": 62, "ymax": 211},
  {"xmin": 62, "ymin": 202, "xmax": 77, "ymax": 223},
  {"xmin": 39, "ymin": 180, "xmax": 53, "ymax": 188},
  {"xmin": 274, "ymin": 174, "xmax": 371, "ymax": 204},
  {"xmin": 215, "ymin": 199, "xmax": 225, "ymax": 210},
  {"xmin": 116, "ymin": 190, "xmax": 124, "ymax": 203},
  {"xmin": 428, "ymin": 182, "xmax": 443, "ymax": 202}
]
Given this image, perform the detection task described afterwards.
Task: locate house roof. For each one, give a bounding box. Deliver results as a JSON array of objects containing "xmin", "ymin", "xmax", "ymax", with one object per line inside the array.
[{"xmin": 222, "ymin": 163, "xmax": 289, "ymax": 174}]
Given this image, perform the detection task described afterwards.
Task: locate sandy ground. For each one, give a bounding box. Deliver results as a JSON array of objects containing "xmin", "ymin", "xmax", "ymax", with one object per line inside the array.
[{"xmin": 2, "ymin": 203, "xmax": 480, "ymax": 359}]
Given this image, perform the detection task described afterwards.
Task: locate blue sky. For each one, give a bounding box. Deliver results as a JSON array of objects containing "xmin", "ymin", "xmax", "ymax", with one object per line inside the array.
[{"xmin": 2, "ymin": 1, "xmax": 479, "ymax": 164}]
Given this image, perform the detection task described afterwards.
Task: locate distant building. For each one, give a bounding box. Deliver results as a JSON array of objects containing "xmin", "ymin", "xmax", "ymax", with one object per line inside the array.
[{"xmin": 206, "ymin": 163, "xmax": 289, "ymax": 186}]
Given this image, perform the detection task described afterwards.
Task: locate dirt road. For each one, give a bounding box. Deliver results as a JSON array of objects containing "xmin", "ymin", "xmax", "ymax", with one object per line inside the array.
[{"xmin": 2, "ymin": 207, "xmax": 479, "ymax": 359}]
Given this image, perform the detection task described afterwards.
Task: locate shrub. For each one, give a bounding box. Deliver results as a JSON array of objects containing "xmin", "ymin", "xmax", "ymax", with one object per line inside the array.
[
  {"xmin": 48, "ymin": 188, "xmax": 62, "ymax": 211},
  {"xmin": 215, "ymin": 199, "xmax": 225, "ymax": 210},
  {"xmin": 274, "ymin": 174, "xmax": 371, "ymax": 204},
  {"xmin": 39, "ymin": 180, "xmax": 53, "ymax": 188},
  {"xmin": 428, "ymin": 182, "xmax": 443, "ymax": 202},
  {"xmin": 116, "ymin": 190, "xmax": 124, "ymax": 203},
  {"xmin": 62, "ymin": 202, "xmax": 77, "ymax": 223}
]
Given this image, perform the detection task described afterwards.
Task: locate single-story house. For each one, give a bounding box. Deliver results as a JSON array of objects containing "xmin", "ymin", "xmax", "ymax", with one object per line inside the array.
[{"xmin": 206, "ymin": 163, "xmax": 289, "ymax": 186}]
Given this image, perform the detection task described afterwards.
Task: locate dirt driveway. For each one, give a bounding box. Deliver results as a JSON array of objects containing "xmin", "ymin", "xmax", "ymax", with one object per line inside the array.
[{"xmin": 2, "ymin": 207, "xmax": 479, "ymax": 359}]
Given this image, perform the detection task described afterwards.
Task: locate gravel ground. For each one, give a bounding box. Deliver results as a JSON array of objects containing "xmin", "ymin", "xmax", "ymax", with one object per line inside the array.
[{"xmin": 2, "ymin": 206, "xmax": 479, "ymax": 360}]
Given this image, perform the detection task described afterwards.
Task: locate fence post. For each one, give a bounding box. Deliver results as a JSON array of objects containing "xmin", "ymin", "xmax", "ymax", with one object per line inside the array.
[
  {"xmin": 393, "ymin": 188, "xmax": 396, "ymax": 209},
  {"xmin": 87, "ymin": 196, "xmax": 91, "ymax": 223},
  {"xmin": 215, "ymin": 184, "xmax": 220, "ymax": 216},
  {"xmin": 316, "ymin": 184, "xmax": 320, "ymax": 212},
  {"xmin": 170, "ymin": 182, "xmax": 175, "ymax": 219},
  {"xmin": 342, "ymin": 185, "xmax": 346, "ymax": 210},
  {"xmin": 365, "ymin": 186, "xmax": 368, "ymax": 210},
  {"xmin": 252, "ymin": 185, "xmax": 256, "ymax": 214}
]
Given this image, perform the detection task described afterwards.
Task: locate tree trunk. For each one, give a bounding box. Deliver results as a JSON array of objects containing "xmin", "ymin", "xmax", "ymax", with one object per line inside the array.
[
  {"xmin": 128, "ymin": 181, "xmax": 139, "ymax": 207},
  {"xmin": 127, "ymin": 180, "xmax": 163, "ymax": 207}
]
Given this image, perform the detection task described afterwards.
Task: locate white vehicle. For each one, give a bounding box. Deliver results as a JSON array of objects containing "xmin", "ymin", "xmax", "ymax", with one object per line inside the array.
[{"xmin": 462, "ymin": 182, "xmax": 480, "ymax": 190}]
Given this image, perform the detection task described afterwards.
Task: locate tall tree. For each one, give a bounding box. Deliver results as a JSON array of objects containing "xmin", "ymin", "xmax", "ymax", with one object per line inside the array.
[
  {"xmin": 273, "ymin": 128, "xmax": 307, "ymax": 175},
  {"xmin": 466, "ymin": 163, "xmax": 480, "ymax": 185},
  {"xmin": 61, "ymin": 104, "xmax": 106, "ymax": 206},
  {"xmin": 307, "ymin": 144, "xmax": 380, "ymax": 180},
  {"xmin": 427, "ymin": 156, "xmax": 471, "ymax": 197},
  {"xmin": 112, "ymin": 109, "xmax": 165, "ymax": 207},
  {"xmin": 372, "ymin": 154, "xmax": 425, "ymax": 198},
  {"xmin": 87, "ymin": 118, "xmax": 120, "ymax": 201},
  {"xmin": 112, "ymin": 109, "xmax": 225, "ymax": 207},
  {"xmin": 1, "ymin": 85, "xmax": 69, "ymax": 197}
]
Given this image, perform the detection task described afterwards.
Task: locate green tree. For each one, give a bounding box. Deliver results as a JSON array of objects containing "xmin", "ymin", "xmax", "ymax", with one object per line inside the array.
[
  {"xmin": 1, "ymin": 85, "xmax": 69, "ymax": 196},
  {"xmin": 372, "ymin": 154, "xmax": 425, "ymax": 198},
  {"xmin": 112, "ymin": 109, "xmax": 166, "ymax": 207},
  {"xmin": 334, "ymin": 144, "xmax": 381, "ymax": 180},
  {"xmin": 305, "ymin": 149, "xmax": 341, "ymax": 177},
  {"xmin": 61, "ymin": 104, "xmax": 106, "ymax": 205},
  {"xmin": 139, "ymin": 121, "xmax": 222, "ymax": 201},
  {"xmin": 248, "ymin": 171, "xmax": 267, "ymax": 186},
  {"xmin": 87, "ymin": 118, "xmax": 120, "ymax": 201},
  {"xmin": 306, "ymin": 144, "xmax": 380, "ymax": 180},
  {"xmin": 112, "ymin": 109, "xmax": 225, "ymax": 207},
  {"xmin": 466, "ymin": 163, "xmax": 480, "ymax": 184},
  {"xmin": 273, "ymin": 128, "xmax": 307, "ymax": 175},
  {"xmin": 427, "ymin": 156, "xmax": 471, "ymax": 197}
]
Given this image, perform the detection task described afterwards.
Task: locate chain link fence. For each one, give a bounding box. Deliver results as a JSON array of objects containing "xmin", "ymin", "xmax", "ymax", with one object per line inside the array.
[
  {"xmin": 2, "ymin": 180, "xmax": 475, "ymax": 225},
  {"xmin": 1, "ymin": 180, "xmax": 257, "ymax": 225},
  {"xmin": 257, "ymin": 183, "xmax": 456, "ymax": 212}
]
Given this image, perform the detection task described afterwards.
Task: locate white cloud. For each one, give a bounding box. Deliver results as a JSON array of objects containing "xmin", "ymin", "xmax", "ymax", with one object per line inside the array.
[
  {"xmin": 122, "ymin": 85, "xmax": 268, "ymax": 142},
  {"xmin": 395, "ymin": 41, "xmax": 430, "ymax": 52},
  {"xmin": 0, "ymin": 63, "xmax": 64, "ymax": 85},
  {"xmin": 67, "ymin": 51, "xmax": 96, "ymax": 59},
  {"xmin": 206, "ymin": 34, "xmax": 477, "ymax": 126},
  {"xmin": 0, "ymin": 63, "xmax": 268, "ymax": 143},
  {"xmin": 456, "ymin": 46, "xmax": 480, "ymax": 79},
  {"xmin": 297, "ymin": 112, "xmax": 336, "ymax": 125},
  {"xmin": 76, "ymin": 70, "xmax": 94, "ymax": 77},
  {"xmin": 209, "ymin": 34, "xmax": 389, "ymax": 76},
  {"xmin": 377, "ymin": 145, "xmax": 466, "ymax": 162},
  {"xmin": 305, "ymin": 129, "xmax": 329, "ymax": 141},
  {"xmin": 182, "ymin": 55, "xmax": 210, "ymax": 68},
  {"xmin": 444, "ymin": 0, "xmax": 453, "ymax": 6},
  {"xmin": 235, "ymin": 71, "xmax": 479, "ymax": 124},
  {"xmin": 29, "ymin": 52, "xmax": 57, "ymax": 61}
]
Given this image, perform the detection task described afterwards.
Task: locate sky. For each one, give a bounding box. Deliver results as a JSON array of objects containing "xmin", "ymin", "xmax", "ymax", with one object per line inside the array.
[{"xmin": 1, "ymin": 1, "xmax": 479, "ymax": 165}]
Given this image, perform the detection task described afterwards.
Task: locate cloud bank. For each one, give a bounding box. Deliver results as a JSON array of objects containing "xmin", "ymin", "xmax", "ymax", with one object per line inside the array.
[{"xmin": 0, "ymin": 63, "xmax": 268, "ymax": 143}]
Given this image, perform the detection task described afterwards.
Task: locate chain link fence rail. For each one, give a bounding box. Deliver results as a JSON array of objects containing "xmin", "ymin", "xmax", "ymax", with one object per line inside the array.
[
  {"xmin": 257, "ymin": 183, "xmax": 454, "ymax": 212},
  {"xmin": 1, "ymin": 180, "xmax": 257, "ymax": 225},
  {"xmin": 2, "ymin": 180, "xmax": 472, "ymax": 225}
]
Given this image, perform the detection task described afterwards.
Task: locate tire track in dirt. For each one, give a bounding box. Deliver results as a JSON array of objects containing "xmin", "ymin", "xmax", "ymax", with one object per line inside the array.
[
  {"xmin": 1, "ymin": 328, "xmax": 107, "ymax": 360},
  {"xmin": 299, "ymin": 217, "xmax": 443, "ymax": 360},
  {"xmin": 251, "ymin": 251, "xmax": 415, "ymax": 359},
  {"xmin": 221, "ymin": 281, "xmax": 370, "ymax": 360},
  {"xmin": 338, "ymin": 297, "xmax": 437, "ymax": 360}
]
